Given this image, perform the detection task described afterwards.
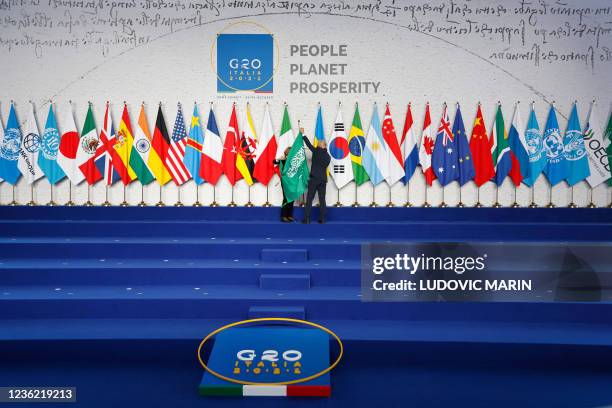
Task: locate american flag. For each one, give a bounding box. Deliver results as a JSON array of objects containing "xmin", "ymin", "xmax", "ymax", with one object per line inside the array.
[{"xmin": 167, "ymin": 104, "xmax": 192, "ymax": 185}]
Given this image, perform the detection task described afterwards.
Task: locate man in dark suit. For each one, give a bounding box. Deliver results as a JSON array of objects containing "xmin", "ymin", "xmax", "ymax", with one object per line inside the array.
[{"xmin": 302, "ymin": 130, "xmax": 331, "ymax": 224}]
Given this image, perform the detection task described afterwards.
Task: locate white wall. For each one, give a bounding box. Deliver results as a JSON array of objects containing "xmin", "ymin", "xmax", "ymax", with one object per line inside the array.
[{"xmin": 0, "ymin": 0, "xmax": 611, "ymax": 207}]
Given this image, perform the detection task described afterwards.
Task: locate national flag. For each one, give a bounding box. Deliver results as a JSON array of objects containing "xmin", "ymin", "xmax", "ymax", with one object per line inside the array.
[
  {"xmin": 400, "ymin": 103, "xmax": 419, "ymax": 184},
  {"xmin": 18, "ymin": 103, "xmax": 44, "ymax": 184},
  {"xmin": 490, "ymin": 105, "xmax": 512, "ymax": 186},
  {"xmin": 276, "ymin": 105, "xmax": 294, "ymax": 160},
  {"xmin": 543, "ymin": 105, "xmax": 567, "ymax": 186},
  {"xmin": 453, "ymin": 105, "xmax": 475, "ymax": 186},
  {"xmin": 221, "ymin": 104, "xmax": 241, "ymax": 186},
  {"xmin": 151, "ymin": 106, "xmax": 173, "ymax": 186},
  {"xmin": 37, "ymin": 104, "xmax": 66, "ymax": 184},
  {"xmin": 111, "ymin": 105, "xmax": 136, "ymax": 185},
  {"xmin": 0, "ymin": 103, "xmax": 23, "ymax": 184},
  {"xmin": 508, "ymin": 105, "xmax": 530, "ymax": 186},
  {"xmin": 238, "ymin": 105, "xmax": 257, "ymax": 185},
  {"xmin": 432, "ymin": 105, "xmax": 458, "ymax": 186},
  {"xmin": 328, "ymin": 108, "xmax": 353, "ymax": 189},
  {"xmin": 418, "ymin": 104, "xmax": 436, "ymax": 186},
  {"xmin": 253, "ymin": 104, "xmax": 278, "ymax": 185},
  {"xmin": 57, "ymin": 103, "xmax": 85, "ymax": 184},
  {"xmin": 313, "ymin": 106, "xmax": 326, "ymax": 147},
  {"xmin": 470, "ymin": 104, "xmax": 495, "ymax": 187},
  {"xmin": 97, "ymin": 104, "xmax": 122, "ymax": 186},
  {"xmin": 564, "ymin": 103, "xmax": 590, "ymax": 186},
  {"xmin": 381, "ymin": 105, "xmax": 406, "ymax": 186},
  {"xmin": 139, "ymin": 105, "xmax": 171, "ymax": 185},
  {"xmin": 200, "ymin": 107, "xmax": 223, "ymax": 184},
  {"xmin": 183, "ymin": 104, "xmax": 204, "ymax": 185},
  {"xmin": 129, "ymin": 105, "xmax": 155, "ymax": 185},
  {"xmin": 605, "ymin": 111, "xmax": 612, "ymax": 187},
  {"xmin": 583, "ymin": 103, "xmax": 610, "ymax": 188},
  {"xmin": 166, "ymin": 104, "xmax": 191, "ymax": 185},
  {"xmin": 348, "ymin": 104, "xmax": 369, "ymax": 186},
  {"xmin": 362, "ymin": 104, "xmax": 388, "ymax": 185},
  {"xmin": 280, "ymin": 130, "xmax": 309, "ymax": 203},
  {"xmin": 77, "ymin": 104, "xmax": 103, "ymax": 185},
  {"xmin": 522, "ymin": 106, "xmax": 546, "ymax": 186}
]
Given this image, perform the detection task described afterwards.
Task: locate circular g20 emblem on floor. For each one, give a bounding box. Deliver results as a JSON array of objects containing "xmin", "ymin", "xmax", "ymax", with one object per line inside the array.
[
  {"xmin": 0, "ymin": 128, "xmax": 22, "ymax": 160},
  {"xmin": 136, "ymin": 138, "xmax": 150, "ymax": 153},
  {"xmin": 23, "ymin": 132, "xmax": 41, "ymax": 153}
]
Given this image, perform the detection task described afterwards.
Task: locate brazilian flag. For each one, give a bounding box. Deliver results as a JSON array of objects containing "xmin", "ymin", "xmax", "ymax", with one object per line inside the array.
[{"xmin": 348, "ymin": 105, "xmax": 369, "ymax": 186}]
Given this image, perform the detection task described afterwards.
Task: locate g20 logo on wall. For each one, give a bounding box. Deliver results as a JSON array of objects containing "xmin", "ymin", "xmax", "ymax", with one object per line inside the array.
[{"xmin": 213, "ymin": 23, "xmax": 277, "ymax": 94}]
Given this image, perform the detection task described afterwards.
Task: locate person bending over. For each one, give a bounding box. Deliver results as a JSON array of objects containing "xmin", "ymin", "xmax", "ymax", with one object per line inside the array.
[
  {"xmin": 302, "ymin": 132, "xmax": 331, "ymax": 224},
  {"xmin": 273, "ymin": 147, "xmax": 294, "ymax": 222}
]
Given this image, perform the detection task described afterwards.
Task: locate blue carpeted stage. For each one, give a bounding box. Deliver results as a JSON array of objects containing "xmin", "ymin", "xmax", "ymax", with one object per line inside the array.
[{"xmin": 1, "ymin": 206, "xmax": 611, "ymax": 407}]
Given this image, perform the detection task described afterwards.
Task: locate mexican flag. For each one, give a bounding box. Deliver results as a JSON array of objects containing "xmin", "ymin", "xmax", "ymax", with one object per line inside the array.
[{"xmin": 281, "ymin": 131, "xmax": 309, "ymax": 203}]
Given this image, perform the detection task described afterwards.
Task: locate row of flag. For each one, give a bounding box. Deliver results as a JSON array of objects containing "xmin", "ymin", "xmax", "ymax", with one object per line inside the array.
[{"xmin": 0, "ymin": 101, "xmax": 610, "ymax": 192}]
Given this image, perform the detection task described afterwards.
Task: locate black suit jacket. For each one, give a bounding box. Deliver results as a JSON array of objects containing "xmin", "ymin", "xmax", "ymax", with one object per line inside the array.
[{"xmin": 303, "ymin": 136, "xmax": 331, "ymax": 181}]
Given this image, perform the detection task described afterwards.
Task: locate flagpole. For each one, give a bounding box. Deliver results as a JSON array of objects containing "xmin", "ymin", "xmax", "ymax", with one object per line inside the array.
[
  {"xmin": 8, "ymin": 184, "xmax": 17, "ymax": 206},
  {"xmin": 587, "ymin": 185, "xmax": 596, "ymax": 208},
  {"xmin": 403, "ymin": 180, "xmax": 412, "ymax": 207},
  {"xmin": 511, "ymin": 183, "xmax": 520, "ymax": 208},
  {"xmin": 120, "ymin": 183, "xmax": 129, "ymax": 207},
  {"xmin": 156, "ymin": 183, "xmax": 165, "ymax": 207},
  {"xmin": 529, "ymin": 184, "xmax": 537, "ymax": 208},
  {"xmin": 369, "ymin": 184, "xmax": 377, "ymax": 207},
  {"xmin": 568, "ymin": 184, "xmax": 577, "ymax": 208},
  {"xmin": 85, "ymin": 184, "xmax": 93, "ymax": 206},
  {"xmin": 229, "ymin": 103, "xmax": 237, "ymax": 207},
  {"xmin": 138, "ymin": 183, "xmax": 147, "ymax": 207},
  {"xmin": 546, "ymin": 180, "xmax": 555, "ymax": 208},
  {"xmin": 174, "ymin": 184, "xmax": 184, "ymax": 207},
  {"xmin": 210, "ymin": 185, "xmax": 218, "ymax": 207},
  {"xmin": 439, "ymin": 183, "xmax": 447, "ymax": 207},
  {"xmin": 102, "ymin": 182, "xmax": 111, "ymax": 207},
  {"xmin": 48, "ymin": 183, "xmax": 56, "ymax": 206},
  {"xmin": 474, "ymin": 185, "xmax": 482, "ymax": 207},
  {"xmin": 66, "ymin": 183, "xmax": 75, "ymax": 206},
  {"xmin": 27, "ymin": 183, "xmax": 36, "ymax": 206}
]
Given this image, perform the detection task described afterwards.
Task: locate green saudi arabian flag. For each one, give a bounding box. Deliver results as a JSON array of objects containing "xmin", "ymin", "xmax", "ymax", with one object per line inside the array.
[
  {"xmin": 606, "ymin": 111, "xmax": 612, "ymax": 186},
  {"xmin": 348, "ymin": 105, "xmax": 369, "ymax": 185},
  {"xmin": 280, "ymin": 131, "xmax": 309, "ymax": 203}
]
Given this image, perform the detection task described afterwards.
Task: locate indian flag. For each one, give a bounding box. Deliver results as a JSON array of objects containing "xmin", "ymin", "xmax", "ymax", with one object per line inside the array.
[{"xmin": 129, "ymin": 104, "xmax": 155, "ymax": 185}]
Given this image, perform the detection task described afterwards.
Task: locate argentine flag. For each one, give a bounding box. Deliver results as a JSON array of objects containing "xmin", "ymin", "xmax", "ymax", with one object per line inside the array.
[
  {"xmin": 522, "ymin": 106, "xmax": 546, "ymax": 186},
  {"xmin": 564, "ymin": 103, "xmax": 590, "ymax": 186},
  {"xmin": 543, "ymin": 105, "xmax": 567, "ymax": 186},
  {"xmin": 362, "ymin": 104, "xmax": 388, "ymax": 185},
  {"xmin": 508, "ymin": 105, "xmax": 530, "ymax": 184},
  {"xmin": 0, "ymin": 104, "xmax": 23, "ymax": 185}
]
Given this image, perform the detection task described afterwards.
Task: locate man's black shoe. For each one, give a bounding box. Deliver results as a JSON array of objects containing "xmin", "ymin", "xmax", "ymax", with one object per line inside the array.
[{"xmin": 318, "ymin": 218, "xmax": 325, "ymax": 224}]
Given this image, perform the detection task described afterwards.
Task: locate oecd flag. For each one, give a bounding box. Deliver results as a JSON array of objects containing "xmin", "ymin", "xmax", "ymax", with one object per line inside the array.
[
  {"xmin": 543, "ymin": 105, "xmax": 567, "ymax": 186},
  {"xmin": 564, "ymin": 103, "xmax": 590, "ymax": 186},
  {"xmin": 0, "ymin": 104, "xmax": 23, "ymax": 185}
]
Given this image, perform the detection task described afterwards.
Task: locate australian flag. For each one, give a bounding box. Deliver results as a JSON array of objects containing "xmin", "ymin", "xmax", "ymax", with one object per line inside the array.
[
  {"xmin": 432, "ymin": 106, "xmax": 459, "ymax": 186},
  {"xmin": 453, "ymin": 105, "xmax": 475, "ymax": 185}
]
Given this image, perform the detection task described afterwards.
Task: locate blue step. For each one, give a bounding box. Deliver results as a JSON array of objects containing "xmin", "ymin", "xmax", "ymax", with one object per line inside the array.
[
  {"xmin": 259, "ymin": 273, "xmax": 311, "ymax": 290},
  {"xmin": 248, "ymin": 306, "xmax": 305, "ymax": 319},
  {"xmin": 260, "ymin": 248, "xmax": 308, "ymax": 262}
]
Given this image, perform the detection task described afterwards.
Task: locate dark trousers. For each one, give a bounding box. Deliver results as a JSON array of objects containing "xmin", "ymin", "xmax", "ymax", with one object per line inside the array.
[
  {"xmin": 281, "ymin": 196, "xmax": 294, "ymax": 219},
  {"xmin": 304, "ymin": 177, "xmax": 327, "ymax": 221}
]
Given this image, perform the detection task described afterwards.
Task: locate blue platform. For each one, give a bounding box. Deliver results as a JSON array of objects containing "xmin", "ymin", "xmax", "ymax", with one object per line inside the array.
[{"xmin": 0, "ymin": 206, "xmax": 611, "ymax": 407}]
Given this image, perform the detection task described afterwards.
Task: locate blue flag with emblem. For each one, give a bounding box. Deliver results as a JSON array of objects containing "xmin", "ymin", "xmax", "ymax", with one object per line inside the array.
[
  {"xmin": 453, "ymin": 105, "xmax": 475, "ymax": 186},
  {"xmin": 0, "ymin": 104, "xmax": 23, "ymax": 184},
  {"xmin": 564, "ymin": 103, "xmax": 590, "ymax": 186},
  {"xmin": 37, "ymin": 104, "xmax": 66, "ymax": 185},
  {"xmin": 184, "ymin": 105, "xmax": 205, "ymax": 184},
  {"xmin": 522, "ymin": 106, "xmax": 546, "ymax": 186},
  {"xmin": 313, "ymin": 105, "xmax": 326, "ymax": 147},
  {"xmin": 432, "ymin": 105, "xmax": 459, "ymax": 186},
  {"xmin": 508, "ymin": 106, "xmax": 530, "ymax": 184},
  {"xmin": 543, "ymin": 105, "xmax": 567, "ymax": 186}
]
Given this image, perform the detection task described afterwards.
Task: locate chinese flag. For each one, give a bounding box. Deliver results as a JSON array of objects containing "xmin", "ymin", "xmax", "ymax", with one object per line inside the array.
[{"xmin": 469, "ymin": 105, "xmax": 495, "ymax": 186}]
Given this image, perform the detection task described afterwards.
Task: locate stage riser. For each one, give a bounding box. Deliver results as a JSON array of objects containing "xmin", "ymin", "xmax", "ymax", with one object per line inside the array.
[
  {"xmin": 2, "ymin": 206, "xmax": 612, "ymax": 223},
  {"xmin": 3, "ymin": 268, "xmax": 612, "ymax": 287},
  {"xmin": 1, "ymin": 222, "xmax": 610, "ymax": 241},
  {"xmin": 3, "ymin": 300, "xmax": 612, "ymax": 324}
]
